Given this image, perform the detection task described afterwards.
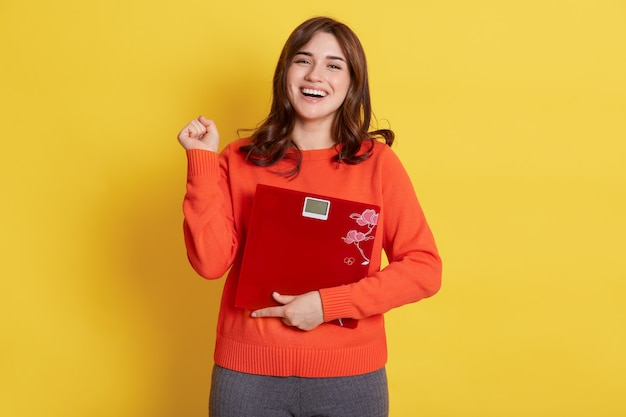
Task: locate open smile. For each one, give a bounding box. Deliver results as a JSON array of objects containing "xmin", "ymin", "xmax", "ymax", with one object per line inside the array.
[{"xmin": 301, "ymin": 88, "xmax": 328, "ymax": 98}]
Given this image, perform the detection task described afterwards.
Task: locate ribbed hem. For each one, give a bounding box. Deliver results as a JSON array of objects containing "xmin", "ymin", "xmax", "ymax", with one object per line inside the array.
[
  {"xmin": 214, "ymin": 332, "xmax": 387, "ymax": 378},
  {"xmin": 186, "ymin": 149, "xmax": 219, "ymax": 176}
]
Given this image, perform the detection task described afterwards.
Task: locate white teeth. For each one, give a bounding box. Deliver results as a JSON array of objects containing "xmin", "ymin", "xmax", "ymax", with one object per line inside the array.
[{"xmin": 301, "ymin": 88, "xmax": 327, "ymax": 97}]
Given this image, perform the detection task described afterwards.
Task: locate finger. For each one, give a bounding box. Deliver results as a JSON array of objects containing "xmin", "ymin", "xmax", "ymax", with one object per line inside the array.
[
  {"xmin": 272, "ymin": 292, "xmax": 296, "ymax": 305},
  {"xmin": 198, "ymin": 115, "xmax": 214, "ymax": 127},
  {"xmin": 202, "ymin": 118, "xmax": 220, "ymax": 140},
  {"xmin": 180, "ymin": 122, "xmax": 199, "ymax": 140},
  {"xmin": 251, "ymin": 306, "xmax": 284, "ymax": 318},
  {"xmin": 188, "ymin": 119, "xmax": 207, "ymax": 138}
]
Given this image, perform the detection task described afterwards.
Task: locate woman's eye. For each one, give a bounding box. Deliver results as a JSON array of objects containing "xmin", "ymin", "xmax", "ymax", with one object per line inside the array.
[{"xmin": 328, "ymin": 64, "xmax": 341, "ymax": 70}]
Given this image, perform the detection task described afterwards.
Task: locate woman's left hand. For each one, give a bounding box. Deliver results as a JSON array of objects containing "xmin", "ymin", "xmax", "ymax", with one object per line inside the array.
[{"xmin": 252, "ymin": 291, "xmax": 324, "ymax": 331}]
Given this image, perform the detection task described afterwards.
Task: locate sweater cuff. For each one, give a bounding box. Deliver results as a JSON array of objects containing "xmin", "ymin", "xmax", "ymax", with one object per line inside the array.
[
  {"xmin": 319, "ymin": 286, "xmax": 353, "ymax": 322},
  {"xmin": 186, "ymin": 149, "xmax": 219, "ymax": 177}
]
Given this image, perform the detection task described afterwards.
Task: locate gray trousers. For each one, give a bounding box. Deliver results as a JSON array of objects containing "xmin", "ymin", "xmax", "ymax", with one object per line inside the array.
[{"xmin": 209, "ymin": 365, "xmax": 389, "ymax": 417}]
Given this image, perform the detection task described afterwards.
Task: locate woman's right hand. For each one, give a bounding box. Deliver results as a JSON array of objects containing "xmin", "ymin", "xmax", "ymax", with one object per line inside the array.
[{"xmin": 177, "ymin": 116, "xmax": 220, "ymax": 152}]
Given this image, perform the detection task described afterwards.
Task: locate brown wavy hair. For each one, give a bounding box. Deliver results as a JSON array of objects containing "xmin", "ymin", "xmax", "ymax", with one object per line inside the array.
[{"xmin": 239, "ymin": 16, "xmax": 394, "ymax": 177}]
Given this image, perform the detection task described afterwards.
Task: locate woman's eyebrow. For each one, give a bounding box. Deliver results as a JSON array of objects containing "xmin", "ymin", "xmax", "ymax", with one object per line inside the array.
[{"xmin": 295, "ymin": 51, "xmax": 346, "ymax": 62}]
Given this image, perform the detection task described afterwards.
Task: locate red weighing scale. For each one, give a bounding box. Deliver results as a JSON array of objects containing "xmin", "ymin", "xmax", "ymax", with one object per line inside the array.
[{"xmin": 235, "ymin": 184, "xmax": 380, "ymax": 328}]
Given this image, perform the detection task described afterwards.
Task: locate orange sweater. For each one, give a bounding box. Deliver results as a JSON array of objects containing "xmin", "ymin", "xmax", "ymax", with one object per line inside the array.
[{"xmin": 182, "ymin": 138, "xmax": 442, "ymax": 377}]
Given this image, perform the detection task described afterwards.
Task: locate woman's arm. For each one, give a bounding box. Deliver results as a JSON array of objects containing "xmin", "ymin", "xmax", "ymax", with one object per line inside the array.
[
  {"xmin": 179, "ymin": 117, "xmax": 240, "ymax": 279},
  {"xmin": 320, "ymin": 148, "xmax": 442, "ymax": 321}
]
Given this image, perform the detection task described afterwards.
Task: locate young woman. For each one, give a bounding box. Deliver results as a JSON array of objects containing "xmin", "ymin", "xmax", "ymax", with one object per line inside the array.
[{"xmin": 178, "ymin": 16, "xmax": 442, "ymax": 417}]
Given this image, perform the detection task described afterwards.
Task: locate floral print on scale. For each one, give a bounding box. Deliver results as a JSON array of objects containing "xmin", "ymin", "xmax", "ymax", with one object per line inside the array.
[{"xmin": 342, "ymin": 209, "xmax": 378, "ymax": 265}]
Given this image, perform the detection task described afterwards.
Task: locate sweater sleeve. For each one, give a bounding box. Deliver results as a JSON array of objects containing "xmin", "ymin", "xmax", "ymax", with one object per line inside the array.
[
  {"xmin": 319, "ymin": 149, "xmax": 442, "ymax": 321},
  {"xmin": 182, "ymin": 148, "xmax": 239, "ymax": 279}
]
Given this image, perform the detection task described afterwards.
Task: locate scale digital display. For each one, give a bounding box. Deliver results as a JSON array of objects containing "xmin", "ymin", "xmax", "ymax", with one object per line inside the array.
[{"xmin": 302, "ymin": 196, "xmax": 331, "ymax": 220}]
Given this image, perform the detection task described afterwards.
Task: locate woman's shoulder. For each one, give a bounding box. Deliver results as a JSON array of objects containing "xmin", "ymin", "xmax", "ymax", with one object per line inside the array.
[
  {"xmin": 224, "ymin": 137, "xmax": 253, "ymax": 150},
  {"xmin": 366, "ymin": 138, "xmax": 400, "ymax": 161},
  {"xmin": 369, "ymin": 138, "xmax": 390, "ymax": 150},
  {"xmin": 220, "ymin": 137, "xmax": 253, "ymax": 156},
  {"xmin": 361, "ymin": 139, "xmax": 411, "ymax": 180}
]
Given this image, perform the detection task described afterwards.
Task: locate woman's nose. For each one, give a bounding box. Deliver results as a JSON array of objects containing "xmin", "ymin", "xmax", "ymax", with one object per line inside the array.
[{"xmin": 304, "ymin": 64, "xmax": 323, "ymax": 81}]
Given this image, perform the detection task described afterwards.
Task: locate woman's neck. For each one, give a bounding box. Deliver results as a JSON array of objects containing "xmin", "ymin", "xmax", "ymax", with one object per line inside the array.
[{"xmin": 291, "ymin": 121, "xmax": 335, "ymax": 150}]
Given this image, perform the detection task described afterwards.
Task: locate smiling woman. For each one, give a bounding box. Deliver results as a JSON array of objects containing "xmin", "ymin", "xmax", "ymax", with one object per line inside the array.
[
  {"xmin": 286, "ymin": 32, "xmax": 352, "ymax": 148},
  {"xmin": 177, "ymin": 16, "xmax": 442, "ymax": 417},
  {"xmin": 238, "ymin": 16, "xmax": 395, "ymax": 177}
]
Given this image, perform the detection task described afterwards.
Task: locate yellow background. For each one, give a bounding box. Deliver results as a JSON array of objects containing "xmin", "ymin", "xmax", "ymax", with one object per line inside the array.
[{"xmin": 1, "ymin": 0, "xmax": 625, "ymax": 416}]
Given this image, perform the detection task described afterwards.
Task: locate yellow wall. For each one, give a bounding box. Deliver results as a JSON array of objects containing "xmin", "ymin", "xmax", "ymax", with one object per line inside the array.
[{"xmin": 1, "ymin": 0, "xmax": 625, "ymax": 416}]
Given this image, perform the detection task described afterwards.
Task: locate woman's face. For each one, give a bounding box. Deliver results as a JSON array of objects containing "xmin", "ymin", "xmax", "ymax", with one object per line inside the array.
[{"xmin": 286, "ymin": 32, "xmax": 351, "ymax": 127}]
